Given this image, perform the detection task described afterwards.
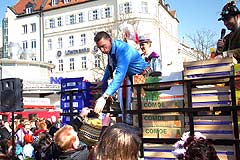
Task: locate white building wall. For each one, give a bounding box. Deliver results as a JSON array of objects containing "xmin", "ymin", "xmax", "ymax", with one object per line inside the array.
[
  {"xmin": 5, "ymin": 0, "xmax": 181, "ymax": 82},
  {"xmin": 6, "ymin": 8, "xmax": 41, "ymax": 61}
]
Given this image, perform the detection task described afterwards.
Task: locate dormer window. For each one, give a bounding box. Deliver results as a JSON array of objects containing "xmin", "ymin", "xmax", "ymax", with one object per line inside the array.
[
  {"xmin": 52, "ymin": 0, "xmax": 59, "ymax": 6},
  {"xmin": 64, "ymin": 0, "xmax": 71, "ymax": 4},
  {"xmin": 26, "ymin": 7, "xmax": 33, "ymax": 14},
  {"xmin": 25, "ymin": 2, "xmax": 33, "ymax": 14}
]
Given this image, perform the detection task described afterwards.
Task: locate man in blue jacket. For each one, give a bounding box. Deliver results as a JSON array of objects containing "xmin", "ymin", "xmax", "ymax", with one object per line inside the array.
[{"xmin": 94, "ymin": 31, "xmax": 150, "ymax": 113}]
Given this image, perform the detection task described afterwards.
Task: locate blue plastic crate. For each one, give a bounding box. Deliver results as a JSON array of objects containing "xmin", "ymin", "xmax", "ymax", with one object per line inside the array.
[
  {"xmin": 60, "ymin": 100, "xmax": 84, "ymax": 110},
  {"xmin": 62, "ymin": 116, "xmax": 71, "ymax": 125},
  {"xmin": 61, "ymin": 77, "xmax": 84, "ymax": 92},
  {"xmin": 62, "ymin": 108, "xmax": 82, "ymax": 113},
  {"xmin": 60, "ymin": 92, "xmax": 84, "ymax": 109}
]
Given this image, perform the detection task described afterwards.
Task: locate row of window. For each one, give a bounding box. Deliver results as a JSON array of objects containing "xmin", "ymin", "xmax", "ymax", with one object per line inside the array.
[
  {"xmin": 26, "ymin": 0, "xmax": 72, "ymax": 14},
  {"xmin": 46, "ymin": 6, "xmax": 114, "ymax": 29},
  {"xmin": 57, "ymin": 55, "xmax": 101, "ymax": 72},
  {"xmin": 23, "ymin": 1, "xmax": 149, "ymax": 32},
  {"xmin": 52, "ymin": 0, "xmax": 71, "ymax": 6},
  {"xmin": 47, "ymin": 33, "xmax": 86, "ymax": 50},
  {"xmin": 22, "ymin": 39, "xmax": 37, "ymax": 50},
  {"xmin": 22, "ymin": 23, "xmax": 36, "ymax": 34}
]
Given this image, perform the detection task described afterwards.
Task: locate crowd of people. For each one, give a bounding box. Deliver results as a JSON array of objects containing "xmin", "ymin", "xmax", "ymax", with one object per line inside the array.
[{"xmin": 0, "ymin": 109, "xmax": 142, "ymax": 160}]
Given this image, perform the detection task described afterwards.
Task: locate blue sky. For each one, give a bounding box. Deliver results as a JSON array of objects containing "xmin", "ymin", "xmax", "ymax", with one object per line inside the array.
[
  {"xmin": 0, "ymin": 0, "xmax": 239, "ymax": 47},
  {"xmin": 166, "ymin": 0, "xmax": 238, "ymax": 45},
  {"xmin": 0, "ymin": 0, "xmax": 17, "ymax": 22}
]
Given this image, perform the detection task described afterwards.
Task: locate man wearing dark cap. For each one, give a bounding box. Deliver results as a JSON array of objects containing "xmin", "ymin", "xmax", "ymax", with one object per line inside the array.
[{"xmin": 216, "ymin": 1, "xmax": 240, "ymax": 58}]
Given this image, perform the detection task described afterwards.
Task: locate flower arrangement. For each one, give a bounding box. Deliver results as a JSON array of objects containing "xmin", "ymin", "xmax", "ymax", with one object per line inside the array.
[{"xmin": 172, "ymin": 131, "xmax": 206, "ymax": 159}]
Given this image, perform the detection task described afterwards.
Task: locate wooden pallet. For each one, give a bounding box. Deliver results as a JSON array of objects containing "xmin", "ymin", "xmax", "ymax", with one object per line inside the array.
[
  {"xmin": 183, "ymin": 57, "xmax": 237, "ymax": 80},
  {"xmin": 184, "ymin": 85, "xmax": 232, "ymax": 108},
  {"xmin": 185, "ymin": 116, "xmax": 234, "ymax": 140}
]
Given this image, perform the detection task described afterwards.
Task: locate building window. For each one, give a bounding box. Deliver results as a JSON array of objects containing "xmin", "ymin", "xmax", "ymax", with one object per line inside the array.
[
  {"xmin": 58, "ymin": 59, "xmax": 63, "ymax": 71},
  {"xmin": 69, "ymin": 15, "xmax": 76, "ymax": 24},
  {"xmin": 69, "ymin": 35, "xmax": 74, "ymax": 47},
  {"xmin": 31, "ymin": 39, "xmax": 36, "ymax": 49},
  {"xmin": 95, "ymin": 54, "xmax": 101, "ymax": 67},
  {"xmin": 23, "ymin": 41, "xmax": 28, "ymax": 50},
  {"xmin": 80, "ymin": 34, "xmax": 86, "ymax": 46},
  {"xmin": 58, "ymin": 37, "xmax": 63, "ymax": 48},
  {"xmin": 141, "ymin": 1, "xmax": 148, "ymax": 14},
  {"xmin": 120, "ymin": 2, "xmax": 132, "ymax": 14},
  {"xmin": 64, "ymin": 0, "xmax": 70, "ymax": 3},
  {"xmin": 31, "ymin": 23, "xmax": 36, "ymax": 32},
  {"xmin": 64, "ymin": 0, "xmax": 71, "ymax": 3},
  {"xmin": 26, "ymin": 7, "xmax": 32, "ymax": 14},
  {"xmin": 23, "ymin": 25, "xmax": 27, "ymax": 34},
  {"xmin": 124, "ymin": 2, "xmax": 132, "ymax": 14},
  {"xmin": 70, "ymin": 58, "xmax": 74, "ymax": 70},
  {"xmin": 48, "ymin": 39, "xmax": 52, "ymax": 50},
  {"xmin": 81, "ymin": 56, "xmax": 86, "ymax": 69},
  {"xmin": 51, "ymin": 0, "xmax": 59, "ymax": 6},
  {"xmin": 104, "ymin": 7, "xmax": 112, "ymax": 18},
  {"xmin": 49, "ymin": 19, "xmax": 55, "ymax": 28},
  {"xmin": 78, "ymin": 12, "xmax": 84, "ymax": 23},
  {"xmin": 57, "ymin": 17, "xmax": 63, "ymax": 27},
  {"xmin": 93, "ymin": 10, "xmax": 99, "ymax": 20}
]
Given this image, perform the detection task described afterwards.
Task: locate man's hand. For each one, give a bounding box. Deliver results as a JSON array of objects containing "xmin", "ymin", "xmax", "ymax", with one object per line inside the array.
[
  {"xmin": 217, "ymin": 39, "xmax": 224, "ymax": 52},
  {"xmin": 94, "ymin": 96, "xmax": 107, "ymax": 113}
]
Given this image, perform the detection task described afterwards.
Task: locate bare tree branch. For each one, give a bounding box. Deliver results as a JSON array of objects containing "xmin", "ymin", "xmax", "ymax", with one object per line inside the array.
[{"xmin": 187, "ymin": 29, "xmax": 217, "ymax": 60}]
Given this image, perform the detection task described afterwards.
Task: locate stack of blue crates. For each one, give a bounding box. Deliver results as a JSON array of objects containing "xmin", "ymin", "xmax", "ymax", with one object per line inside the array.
[
  {"xmin": 60, "ymin": 77, "xmax": 103, "ymax": 124},
  {"xmin": 61, "ymin": 77, "xmax": 84, "ymax": 124}
]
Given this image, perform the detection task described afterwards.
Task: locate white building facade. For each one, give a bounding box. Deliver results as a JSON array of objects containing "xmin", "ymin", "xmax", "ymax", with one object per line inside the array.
[{"xmin": 3, "ymin": 0, "xmax": 181, "ymax": 83}]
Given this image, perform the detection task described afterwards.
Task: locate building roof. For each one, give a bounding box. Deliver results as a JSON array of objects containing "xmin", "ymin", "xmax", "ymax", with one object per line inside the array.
[
  {"xmin": 11, "ymin": 0, "xmax": 92, "ymax": 15},
  {"xmin": 43, "ymin": 0, "xmax": 90, "ymax": 11},
  {"xmin": 12, "ymin": 0, "xmax": 46, "ymax": 15}
]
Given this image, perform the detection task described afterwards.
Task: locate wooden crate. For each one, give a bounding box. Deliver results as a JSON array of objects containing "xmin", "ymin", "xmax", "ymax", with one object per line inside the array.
[
  {"xmin": 142, "ymin": 126, "xmax": 183, "ymax": 138},
  {"xmin": 184, "ymin": 85, "xmax": 232, "ymax": 108},
  {"xmin": 143, "ymin": 144, "xmax": 235, "ymax": 160},
  {"xmin": 132, "ymin": 85, "xmax": 184, "ymax": 102},
  {"xmin": 185, "ymin": 116, "xmax": 234, "ymax": 139},
  {"xmin": 215, "ymin": 145, "xmax": 235, "ymax": 160},
  {"xmin": 183, "ymin": 57, "xmax": 237, "ymax": 80},
  {"xmin": 133, "ymin": 113, "xmax": 184, "ymax": 128},
  {"xmin": 132, "ymin": 100, "xmax": 184, "ymax": 110},
  {"xmin": 144, "ymin": 144, "xmax": 175, "ymax": 160}
]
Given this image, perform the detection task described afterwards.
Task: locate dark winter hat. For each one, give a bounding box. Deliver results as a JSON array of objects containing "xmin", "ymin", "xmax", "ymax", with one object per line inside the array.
[{"xmin": 218, "ymin": 1, "xmax": 240, "ymax": 21}]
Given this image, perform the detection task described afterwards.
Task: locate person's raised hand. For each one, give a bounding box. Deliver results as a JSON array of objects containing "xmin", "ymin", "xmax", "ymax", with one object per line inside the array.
[{"xmin": 94, "ymin": 96, "xmax": 106, "ymax": 114}]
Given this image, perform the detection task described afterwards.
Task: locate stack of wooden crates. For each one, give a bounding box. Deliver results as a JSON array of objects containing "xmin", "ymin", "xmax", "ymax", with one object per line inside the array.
[
  {"xmin": 132, "ymin": 74, "xmax": 184, "ymax": 159},
  {"xmin": 183, "ymin": 57, "xmax": 238, "ymax": 160}
]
